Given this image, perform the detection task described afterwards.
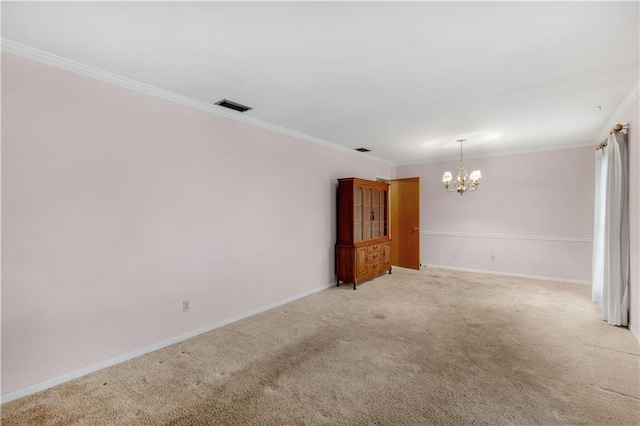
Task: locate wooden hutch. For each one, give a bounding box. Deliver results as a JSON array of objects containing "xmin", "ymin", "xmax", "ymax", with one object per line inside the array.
[{"xmin": 336, "ymin": 178, "xmax": 391, "ymax": 289}]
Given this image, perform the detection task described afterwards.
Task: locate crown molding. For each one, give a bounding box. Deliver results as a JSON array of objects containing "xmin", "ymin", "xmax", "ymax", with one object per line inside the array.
[
  {"xmin": 399, "ymin": 80, "xmax": 639, "ymax": 167},
  {"xmin": 1, "ymin": 38, "xmax": 396, "ymax": 167},
  {"xmin": 598, "ymin": 79, "xmax": 639, "ymax": 140},
  {"xmin": 397, "ymin": 140, "xmax": 594, "ymax": 166}
]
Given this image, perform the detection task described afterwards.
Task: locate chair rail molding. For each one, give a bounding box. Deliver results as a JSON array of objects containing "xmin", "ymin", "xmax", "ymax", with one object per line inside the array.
[{"xmin": 421, "ymin": 231, "xmax": 592, "ymax": 243}]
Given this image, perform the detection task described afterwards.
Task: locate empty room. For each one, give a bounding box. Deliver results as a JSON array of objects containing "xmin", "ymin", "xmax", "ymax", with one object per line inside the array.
[{"xmin": 1, "ymin": 1, "xmax": 639, "ymax": 425}]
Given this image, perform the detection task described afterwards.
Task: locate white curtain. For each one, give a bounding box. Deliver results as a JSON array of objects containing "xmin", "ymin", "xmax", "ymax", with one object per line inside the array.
[{"xmin": 592, "ymin": 132, "xmax": 629, "ymax": 326}]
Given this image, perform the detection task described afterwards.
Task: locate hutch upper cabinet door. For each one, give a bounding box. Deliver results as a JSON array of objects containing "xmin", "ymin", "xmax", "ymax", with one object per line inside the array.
[{"xmin": 354, "ymin": 186, "xmax": 363, "ymax": 242}]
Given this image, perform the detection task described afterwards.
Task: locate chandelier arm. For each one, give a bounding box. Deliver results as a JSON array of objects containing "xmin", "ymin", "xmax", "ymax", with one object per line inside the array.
[{"xmin": 444, "ymin": 182, "xmax": 457, "ymax": 193}]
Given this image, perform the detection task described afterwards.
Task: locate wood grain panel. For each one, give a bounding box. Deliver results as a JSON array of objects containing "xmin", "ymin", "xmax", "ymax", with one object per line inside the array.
[{"xmin": 390, "ymin": 177, "xmax": 420, "ymax": 270}]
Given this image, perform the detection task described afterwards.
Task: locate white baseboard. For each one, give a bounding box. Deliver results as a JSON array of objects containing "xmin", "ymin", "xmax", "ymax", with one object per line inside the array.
[
  {"xmin": 424, "ymin": 264, "xmax": 591, "ymax": 286},
  {"xmin": 1, "ymin": 282, "xmax": 334, "ymax": 404},
  {"xmin": 426, "ymin": 265, "xmax": 640, "ymax": 341},
  {"xmin": 630, "ymin": 323, "xmax": 640, "ymax": 342}
]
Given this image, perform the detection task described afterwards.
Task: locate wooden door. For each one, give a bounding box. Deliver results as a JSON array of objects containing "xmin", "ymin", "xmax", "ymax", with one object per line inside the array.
[
  {"xmin": 355, "ymin": 246, "xmax": 368, "ymax": 279},
  {"xmin": 383, "ymin": 242, "xmax": 391, "ymax": 267},
  {"xmin": 390, "ymin": 177, "xmax": 420, "ymax": 270}
]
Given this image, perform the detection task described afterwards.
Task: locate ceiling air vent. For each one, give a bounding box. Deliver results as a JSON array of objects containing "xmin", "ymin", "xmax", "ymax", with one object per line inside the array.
[
  {"xmin": 355, "ymin": 148, "xmax": 371, "ymax": 153},
  {"xmin": 215, "ymin": 99, "xmax": 253, "ymax": 113}
]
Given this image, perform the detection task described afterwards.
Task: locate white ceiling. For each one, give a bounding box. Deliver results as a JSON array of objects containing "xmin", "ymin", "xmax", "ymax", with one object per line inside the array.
[{"xmin": 2, "ymin": 1, "xmax": 638, "ymax": 164}]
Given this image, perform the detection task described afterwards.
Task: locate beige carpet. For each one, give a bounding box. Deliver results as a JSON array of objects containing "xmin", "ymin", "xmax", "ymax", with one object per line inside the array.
[{"xmin": 2, "ymin": 267, "xmax": 639, "ymax": 425}]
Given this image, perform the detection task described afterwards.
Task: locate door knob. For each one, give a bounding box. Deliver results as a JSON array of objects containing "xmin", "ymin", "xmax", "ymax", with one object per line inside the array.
[{"xmin": 413, "ymin": 227, "xmax": 419, "ymax": 231}]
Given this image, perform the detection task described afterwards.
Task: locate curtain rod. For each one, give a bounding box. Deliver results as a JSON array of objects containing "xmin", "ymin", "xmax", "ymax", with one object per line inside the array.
[{"xmin": 596, "ymin": 123, "xmax": 629, "ymax": 151}]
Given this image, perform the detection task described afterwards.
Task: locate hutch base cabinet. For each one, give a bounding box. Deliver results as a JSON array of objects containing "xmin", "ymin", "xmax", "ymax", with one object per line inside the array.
[{"xmin": 336, "ymin": 178, "xmax": 392, "ymax": 289}]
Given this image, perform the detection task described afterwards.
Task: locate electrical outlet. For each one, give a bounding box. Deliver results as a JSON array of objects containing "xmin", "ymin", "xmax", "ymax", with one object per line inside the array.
[{"xmin": 183, "ymin": 300, "xmax": 190, "ymax": 313}]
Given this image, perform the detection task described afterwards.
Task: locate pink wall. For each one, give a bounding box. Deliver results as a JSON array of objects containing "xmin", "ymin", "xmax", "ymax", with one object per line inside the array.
[
  {"xmin": 622, "ymin": 98, "xmax": 639, "ymax": 339},
  {"xmin": 2, "ymin": 51, "xmax": 637, "ymax": 398},
  {"xmin": 1, "ymin": 53, "xmax": 394, "ymax": 395},
  {"xmin": 397, "ymin": 146, "xmax": 595, "ymax": 282}
]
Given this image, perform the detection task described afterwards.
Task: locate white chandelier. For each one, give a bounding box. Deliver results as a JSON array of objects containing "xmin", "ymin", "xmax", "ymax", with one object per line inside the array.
[{"xmin": 442, "ymin": 139, "xmax": 481, "ymax": 195}]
